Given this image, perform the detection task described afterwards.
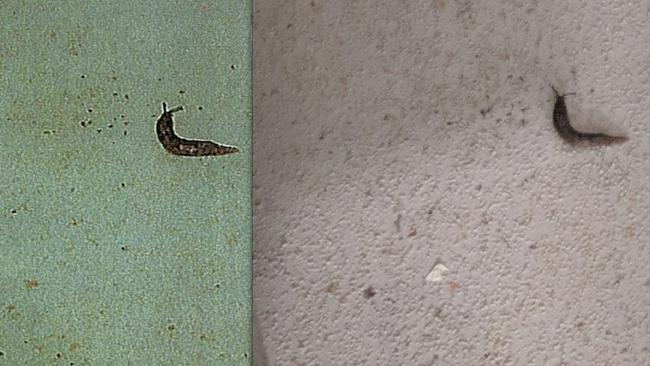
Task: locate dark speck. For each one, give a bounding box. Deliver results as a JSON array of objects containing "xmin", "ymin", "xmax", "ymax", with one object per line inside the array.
[
  {"xmin": 179, "ymin": 90, "xmax": 185, "ymax": 94},
  {"xmin": 167, "ymin": 324, "xmax": 176, "ymax": 331},
  {"xmin": 87, "ymin": 108, "xmax": 93, "ymax": 113},
  {"xmin": 198, "ymin": 106, "xmax": 203, "ymax": 111},
  {"xmin": 124, "ymin": 94, "xmax": 129, "ymax": 99},
  {"xmin": 108, "ymin": 124, "xmax": 113, "ymax": 128},
  {"xmin": 231, "ymin": 65, "xmax": 236, "ymax": 70},
  {"xmin": 80, "ymin": 74, "xmax": 85, "ymax": 79},
  {"xmin": 120, "ymin": 114, "xmax": 125, "ymax": 118},
  {"xmin": 113, "ymin": 92, "xmax": 118, "ymax": 96},
  {"xmin": 55, "ymin": 352, "xmax": 62, "ymax": 358},
  {"xmin": 96, "ymin": 129, "xmax": 102, "ymax": 133},
  {"xmin": 121, "ymin": 183, "xmax": 125, "ymax": 188},
  {"xmin": 363, "ymin": 286, "xmax": 376, "ymax": 299},
  {"xmin": 123, "ymin": 131, "xmax": 127, "ymax": 136},
  {"xmin": 10, "ymin": 209, "xmax": 16, "ymax": 214},
  {"xmin": 0, "ymin": 351, "xmax": 4, "ymax": 356}
]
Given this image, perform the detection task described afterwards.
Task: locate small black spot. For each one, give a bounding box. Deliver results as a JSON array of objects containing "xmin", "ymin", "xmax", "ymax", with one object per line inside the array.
[
  {"xmin": 318, "ymin": 132, "xmax": 324, "ymax": 140},
  {"xmin": 230, "ymin": 65, "xmax": 236, "ymax": 70},
  {"xmin": 24, "ymin": 340, "xmax": 29, "ymax": 344},
  {"xmin": 43, "ymin": 130, "xmax": 50, "ymax": 134},
  {"xmin": 179, "ymin": 90, "xmax": 185, "ymax": 94},
  {"xmin": 55, "ymin": 352, "xmax": 62, "ymax": 358},
  {"xmin": 363, "ymin": 286, "xmax": 376, "ymax": 299},
  {"xmin": 87, "ymin": 108, "xmax": 93, "ymax": 113},
  {"xmin": 0, "ymin": 351, "xmax": 4, "ymax": 356},
  {"xmin": 10, "ymin": 209, "xmax": 17, "ymax": 214},
  {"xmin": 120, "ymin": 183, "xmax": 125, "ymax": 188},
  {"xmin": 124, "ymin": 94, "xmax": 129, "ymax": 99},
  {"xmin": 70, "ymin": 187, "xmax": 75, "ymax": 193},
  {"xmin": 113, "ymin": 92, "xmax": 118, "ymax": 96},
  {"xmin": 108, "ymin": 124, "xmax": 113, "ymax": 128},
  {"xmin": 123, "ymin": 130, "xmax": 127, "ymax": 136},
  {"xmin": 158, "ymin": 77, "xmax": 162, "ymax": 81},
  {"xmin": 198, "ymin": 106, "xmax": 203, "ymax": 111},
  {"xmin": 215, "ymin": 284, "xmax": 220, "ymax": 289},
  {"xmin": 96, "ymin": 129, "xmax": 102, "ymax": 133},
  {"xmin": 167, "ymin": 324, "xmax": 176, "ymax": 331},
  {"xmin": 80, "ymin": 74, "xmax": 85, "ymax": 79},
  {"xmin": 244, "ymin": 353, "xmax": 249, "ymax": 358},
  {"xmin": 120, "ymin": 114, "xmax": 125, "ymax": 118},
  {"xmin": 121, "ymin": 245, "xmax": 128, "ymax": 251}
]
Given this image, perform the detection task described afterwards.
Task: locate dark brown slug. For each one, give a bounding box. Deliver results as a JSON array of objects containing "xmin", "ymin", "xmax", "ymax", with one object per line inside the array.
[
  {"xmin": 156, "ymin": 103, "xmax": 239, "ymax": 156},
  {"xmin": 551, "ymin": 86, "xmax": 627, "ymax": 144}
]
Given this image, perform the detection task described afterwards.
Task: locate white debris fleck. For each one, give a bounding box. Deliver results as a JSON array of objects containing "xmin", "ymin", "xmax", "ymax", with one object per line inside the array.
[{"xmin": 426, "ymin": 263, "xmax": 449, "ymax": 283}]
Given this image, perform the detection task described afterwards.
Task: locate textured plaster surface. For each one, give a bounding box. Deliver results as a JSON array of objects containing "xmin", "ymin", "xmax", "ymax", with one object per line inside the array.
[{"xmin": 253, "ymin": 1, "xmax": 650, "ymax": 365}]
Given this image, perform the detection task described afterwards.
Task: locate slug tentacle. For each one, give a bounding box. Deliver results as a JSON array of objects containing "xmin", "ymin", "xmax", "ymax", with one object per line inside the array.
[
  {"xmin": 551, "ymin": 86, "xmax": 627, "ymax": 144},
  {"xmin": 156, "ymin": 102, "xmax": 240, "ymax": 156}
]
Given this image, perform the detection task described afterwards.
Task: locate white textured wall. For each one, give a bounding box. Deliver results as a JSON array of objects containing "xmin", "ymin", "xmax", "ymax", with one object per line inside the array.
[{"xmin": 252, "ymin": 1, "xmax": 650, "ymax": 365}]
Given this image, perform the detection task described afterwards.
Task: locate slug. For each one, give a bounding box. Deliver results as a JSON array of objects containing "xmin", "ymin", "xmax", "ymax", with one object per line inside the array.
[
  {"xmin": 551, "ymin": 86, "xmax": 627, "ymax": 144},
  {"xmin": 156, "ymin": 103, "xmax": 239, "ymax": 156}
]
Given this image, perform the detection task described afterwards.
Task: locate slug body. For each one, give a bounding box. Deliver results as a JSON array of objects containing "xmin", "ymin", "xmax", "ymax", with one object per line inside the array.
[
  {"xmin": 551, "ymin": 87, "xmax": 626, "ymax": 144},
  {"xmin": 156, "ymin": 103, "xmax": 239, "ymax": 156}
]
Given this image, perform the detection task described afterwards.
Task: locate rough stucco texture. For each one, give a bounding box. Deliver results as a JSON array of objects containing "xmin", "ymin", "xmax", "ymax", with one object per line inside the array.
[{"xmin": 252, "ymin": 1, "xmax": 650, "ymax": 365}]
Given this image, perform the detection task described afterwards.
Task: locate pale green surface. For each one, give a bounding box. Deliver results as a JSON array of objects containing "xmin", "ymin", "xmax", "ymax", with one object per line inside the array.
[{"xmin": 0, "ymin": 1, "xmax": 251, "ymax": 365}]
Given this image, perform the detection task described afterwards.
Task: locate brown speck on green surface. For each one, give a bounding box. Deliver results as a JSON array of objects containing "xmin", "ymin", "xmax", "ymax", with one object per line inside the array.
[
  {"xmin": 25, "ymin": 279, "xmax": 39, "ymax": 289},
  {"xmin": 69, "ymin": 342, "xmax": 80, "ymax": 353}
]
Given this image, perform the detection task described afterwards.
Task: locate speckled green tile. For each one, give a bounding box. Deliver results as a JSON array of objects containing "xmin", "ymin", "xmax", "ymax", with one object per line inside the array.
[{"xmin": 0, "ymin": 1, "xmax": 251, "ymax": 365}]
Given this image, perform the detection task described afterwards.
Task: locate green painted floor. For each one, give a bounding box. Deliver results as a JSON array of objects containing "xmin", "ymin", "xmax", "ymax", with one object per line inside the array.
[{"xmin": 0, "ymin": 1, "xmax": 251, "ymax": 365}]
